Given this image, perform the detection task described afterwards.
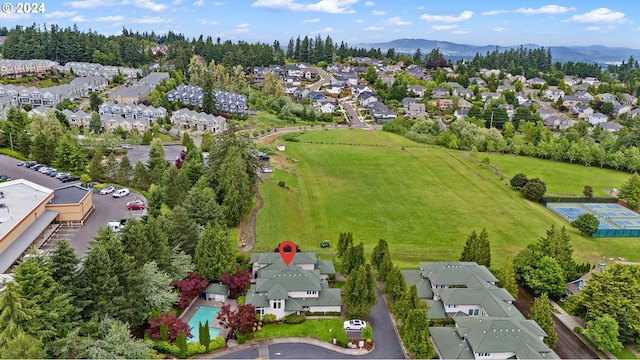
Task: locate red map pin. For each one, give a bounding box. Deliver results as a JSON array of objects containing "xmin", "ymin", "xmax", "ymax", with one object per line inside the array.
[{"xmin": 279, "ymin": 240, "xmax": 297, "ymax": 267}]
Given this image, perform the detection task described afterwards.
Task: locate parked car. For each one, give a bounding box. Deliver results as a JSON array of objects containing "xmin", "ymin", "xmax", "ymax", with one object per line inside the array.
[
  {"xmin": 112, "ymin": 188, "xmax": 130, "ymax": 198},
  {"xmin": 55, "ymin": 172, "xmax": 68, "ymax": 180},
  {"xmin": 108, "ymin": 219, "xmax": 128, "ymax": 232},
  {"xmin": 343, "ymin": 319, "xmax": 366, "ymax": 331},
  {"xmin": 44, "ymin": 168, "xmax": 57, "ymax": 175},
  {"xmin": 48, "ymin": 170, "xmax": 58, "ymax": 177},
  {"xmin": 39, "ymin": 167, "xmax": 51, "ymax": 174},
  {"xmin": 62, "ymin": 175, "xmax": 80, "ymax": 183},
  {"xmin": 0, "ymin": 175, "xmax": 11, "ymax": 181},
  {"xmin": 127, "ymin": 199, "xmax": 145, "ymax": 210},
  {"xmin": 121, "ymin": 144, "xmax": 134, "ymax": 149},
  {"xmin": 16, "ymin": 161, "xmax": 25, "ymax": 166},
  {"xmin": 29, "ymin": 163, "xmax": 42, "ymax": 170},
  {"xmin": 100, "ymin": 186, "xmax": 116, "ymax": 195}
]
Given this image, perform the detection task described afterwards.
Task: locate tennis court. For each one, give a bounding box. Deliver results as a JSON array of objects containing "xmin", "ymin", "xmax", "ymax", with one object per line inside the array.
[{"xmin": 547, "ymin": 202, "xmax": 640, "ymax": 231}]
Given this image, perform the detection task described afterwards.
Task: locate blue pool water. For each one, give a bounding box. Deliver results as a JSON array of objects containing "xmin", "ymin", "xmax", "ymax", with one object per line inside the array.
[{"xmin": 187, "ymin": 306, "xmax": 221, "ymax": 342}]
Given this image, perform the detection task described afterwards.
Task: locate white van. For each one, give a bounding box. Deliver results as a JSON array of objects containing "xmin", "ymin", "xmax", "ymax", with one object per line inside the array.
[
  {"xmin": 108, "ymin": 219, "xmax": 127, "ymax": 232},
  {"xmin": 112, "ymin": 188, "xmax": 130, "ymax": 198}
]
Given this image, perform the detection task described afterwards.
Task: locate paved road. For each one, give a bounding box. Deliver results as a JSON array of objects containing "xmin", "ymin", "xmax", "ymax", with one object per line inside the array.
[
  {"xmin": 308, "ymin": 68, "xmax": 332, "ymax": 91},
  {"xmin": 514, "ymin": 284, "xmax": 598, "ymax": 359},
  {"xmin": 0, "ymin": 155, "xmax": 145, "ymax": 258},
  {"xmin": 339, "ymin": 99, "xmax": 367, "ymax": 128}
]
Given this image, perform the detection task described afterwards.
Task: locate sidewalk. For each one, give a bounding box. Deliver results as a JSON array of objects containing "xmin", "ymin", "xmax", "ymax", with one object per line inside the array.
[{"xmin": 204, "ymin": 337, "xmax": 370, "ymax": 359}]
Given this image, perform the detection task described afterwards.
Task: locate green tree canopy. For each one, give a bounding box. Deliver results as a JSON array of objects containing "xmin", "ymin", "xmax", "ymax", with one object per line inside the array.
[
  {"xmin": 195, "ymin": 223, "xmax": 235, "ymax": 281},
  {"xmin": 459, "ymin": 228, "xmax": 491, "ymax": 267},
  {"xmin": 521, "ymin": 177, "xmax": 547, "ymax": 201},
  {"xmin": 529, "ymin": 293, "xmax": 558, "ymax": 348},
  {"xmin": 402, "ymin": 308, "xmax": 434, "ymax": 359},
  {"xmin": 585, "ymin": 314, "xmax": 624, "ymax": 353},
  {"xmin": 619, "ymin": 174, "xmax": 640, "ymax": 210},
  {"xmin": 572, "ymin": 213, "xmax": 600, "ymax": 235},
  {"xmin": 342, "ymin": 264, "xmax": 377, "ymax": 319}
]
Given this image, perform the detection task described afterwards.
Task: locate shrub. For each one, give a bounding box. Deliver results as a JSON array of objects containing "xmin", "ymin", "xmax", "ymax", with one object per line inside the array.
[
  {"xmin": 572, "ymin": 213, "xmax": 599, "ymax": 235},
  {"xmin": 237, "ymin": 296, "xmax": 245, "ymax": 305},
  {"xmin": 482, "ymin": 157, "xmax": 490, "ymax": 164},
  {"xmin": 236, "ymin": 333, "xmax": 246, "ymax": 344},
  {"xmin": 510, "ymin": 173, "xmax": 528, "ymax": 190},
  {"xmin": 209, "ymin": 336, "xmax": 226, "ymax": 350},
  {"xmin": 283, "ymin": 314, "xmax": 306, "ymax": 324},
  {"xmin": 278, "ymin": 181, "xmax": 286, "ymax": 188},
  {"xmin": 574, "ymin": 326, "xmax": 583, "ymax": 334},
  {"xmin": 262, "ymin": 314, "xmax": 277, "ymax": 324},
  {"xmin": 521, "ymin": 177, "xmax": 546, "ymax": 201},
  {"xmin": 361, "ymin": 324, "xmax": 373, "ymax": 341},
  {"xmin": 253, "ymin": 130, "xmax": 259, "ymax": 137},
  {"xmin": 334, "ymin": 327, "xmax": 349, "ymax": 347}
]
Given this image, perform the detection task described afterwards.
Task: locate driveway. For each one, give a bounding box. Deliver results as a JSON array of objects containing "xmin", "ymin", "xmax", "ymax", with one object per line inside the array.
[{"xmin": 0, "ymin": 155, "xmax": 145, "ymax": 258}]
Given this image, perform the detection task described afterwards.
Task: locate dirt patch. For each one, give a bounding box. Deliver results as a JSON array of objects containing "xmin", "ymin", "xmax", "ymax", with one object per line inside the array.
[{"xmin": 237, "ymin": 185, "xmax": 263, "ymax": 253}]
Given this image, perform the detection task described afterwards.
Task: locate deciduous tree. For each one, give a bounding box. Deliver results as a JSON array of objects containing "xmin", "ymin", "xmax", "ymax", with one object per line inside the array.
[
  {"xmin": 402, "ymin": 309, "xmax": 434, "ymax": 359},
  {"xmin": 216, "ymin": 304, "xmax": 256, "ymax": 336},
  {"xmin": 140, "ymin": 261, "xmax": 179, "ymax": 316},
  {"xmin": 337, "ymin": 232, "xmax": 353, "ymax": 257},
  {"xmin": 572, "ymin": 213, "xmax": 600, "ymax": 235},
  {"xmin": 496, "ymin": 257, "xmax": 519, "ymax": 299},
  {"xmin": 393, "ymin": 284, "xmax": 426, "ymax": 325},
  {"xmin": 521, "ymin": 177, "xmax": 547, "ymax": 201},
  {"xmin": 383, "ymin": 265, "xmax": 407, "ymax": 303},
  {"xmin": 173, "ymin": 272, "xmax": 209, "ymax": 311},
  {"xmin": 342, "ymin": 242, "xmax": 365, "ymax": 275},
  {"xmin": 510, "ymin": 173, "xmax": 528, "ymax": 189},
  {"xmin": 371, "ymin": 239, "xmax": 390, "ymax": 272},
  {"xmin": 619, "ymin": 174, "xmax": 640, "ymax": 210},
  {"xmin": 221, "ymin": 266, "xmax": 252, "ymax": 298},
  {"xmin": 342, "ymin": 264, "xmax": 377, "ymax": 319},
  {"xmin": 145, "ymin": 312, "xmax": 192, "ymax": 343},
  {"xmin": 585, "ymin": 314, "xmax": 624, "ymax": 352}
]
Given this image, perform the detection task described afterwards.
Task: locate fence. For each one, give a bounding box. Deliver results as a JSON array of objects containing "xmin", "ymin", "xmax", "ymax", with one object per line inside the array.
[
  {"xmin": 540, "ymin": 197, "xmax": 618, "ymax": 206},
  {"xmin": 592, "ymin": 228, "xmax": 640, "ymax": 237}
]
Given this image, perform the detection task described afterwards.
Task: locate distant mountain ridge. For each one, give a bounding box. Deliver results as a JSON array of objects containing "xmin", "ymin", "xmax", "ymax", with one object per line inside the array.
[{"xmin": 356, "ymin": 38, "xmax": 640, "ymax": 64}]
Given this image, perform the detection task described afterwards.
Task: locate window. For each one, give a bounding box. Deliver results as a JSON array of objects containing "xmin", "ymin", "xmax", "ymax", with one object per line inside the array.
[
  {"xmin": 255, "ymin": 307, "xmax": 264, "ymax": 316},
  {"xmin": 468, "ymin": 308, "xmax": 479, "ymax": 316},
  {"xmin": 306, "ymin": 291, "xmax": 317, "ymax": 295},
  {"xmin": 273, "ymin": 299, "xmax": 282, "ymax": 309},
  {"xmin": 478, "ymin": 352, "xmax": 490, "ymax": 357}
]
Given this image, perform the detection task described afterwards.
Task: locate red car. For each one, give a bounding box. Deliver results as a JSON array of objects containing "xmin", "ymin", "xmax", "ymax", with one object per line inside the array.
[{"xmin": 127, "ymin": 200, "xmax": 145, "ymax": 210}]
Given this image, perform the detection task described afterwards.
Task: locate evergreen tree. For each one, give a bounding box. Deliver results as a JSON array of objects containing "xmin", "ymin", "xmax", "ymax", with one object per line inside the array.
[
  {"xmin": 342, "ymin": 264, "xmax": 377, "ymax": 319},
  {"xmin": 132, "ymin": 161, "xmax": 150, "ymax": 190},
  {"xmin": 49, "ymin": 239, "xmax": 80, "ymax": 292},
  {"xmin": 184, "ymin": 177, "xmax": 226, "ymax": 228},
  {"xmin": 0, "ymin": 281, "xmax": 37, "ymax": 348},
  {"xmin": 377, "ymin": 253, "xmax": 393, "ymax": 282},
  {"xmin": 0, "ymin": 330, "xmax": 46, "ymax": 359},
  {"xmin": 195, "ymin": 224, "xmax": 235, "ymax": 281},
  {"xmin": 161, "ymin": 165, "xmax": 191, "ymax": 209},
  {"xmin": 393, "ymin": 285, "xmax": 426, "ymax": 325},
  {"xmin": 202, "ymin": 73, "xmax": 217, "ymax": 115},
  {"xmin": 162, "ymin": 206, "xmax": 200, "ymax": 256},
  {"xmin": 403, "ymin": 308, "xmax": 434, "ymax": 359},
  {"xmin": 216, "ymin": 145, "xmax": 253, "ymax": 226},
  {"xmin": 147, "ymin": 138, "xmax": 168, "ymax": 185},
  {"xmin": 88, "ymin": 154, "xmax": 106, "ymax": 183},
  {"xmin": 105, "ymin": 153, "xmax": 118, "ymax": 182},
  {"xmin": 337, "ymin": 232, "xmax": 353, "ymax": 257},
  {"xmin": 383, "ymin": 265, "xmax": 407, "ymax": 303},
  {"xmin": 459, "ymin": 228, "xmax": 491, "ymax": 267},
  {"xmin": 529, "ymin": 293, "xmax": 557, "ymax": 348},
  {"xmin": 496, "ymin": 258, "xmax": 519, "ymax": 299},
  {"xmin": 371, "ymin": 238, "xmax": 390, "ymax": 272},
  {"xmin": 116, "ymin": 155, "xmax": 133, "ymax": 187},
  {"xmin": 342, "ymin": 242, "xmax": 365, "ymax": 276}
]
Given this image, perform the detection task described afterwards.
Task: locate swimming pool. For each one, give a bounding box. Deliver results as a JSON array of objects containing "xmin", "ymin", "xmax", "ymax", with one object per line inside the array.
[{"xmin": 187, "ymin": 306, "xmax": 221, "ymax": 342}]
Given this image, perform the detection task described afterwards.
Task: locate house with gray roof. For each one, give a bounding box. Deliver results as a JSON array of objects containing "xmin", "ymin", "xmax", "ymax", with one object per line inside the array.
[
  {"xmin": 245, "ymin": 252, "xmax": 341, "ymax": 320},
  {"xmin": 403, "ymin": 262, "xmax": 557, "ymax": 359},
  {"xmin": 171, "ymin": 108, "xmax": 226, "ymax": 133}
]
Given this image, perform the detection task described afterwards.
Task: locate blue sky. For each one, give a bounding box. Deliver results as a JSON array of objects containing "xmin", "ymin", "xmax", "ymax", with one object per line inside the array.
[{"xmin": 1, "ymin": 0, "xmax": 639, "ymax": 48}]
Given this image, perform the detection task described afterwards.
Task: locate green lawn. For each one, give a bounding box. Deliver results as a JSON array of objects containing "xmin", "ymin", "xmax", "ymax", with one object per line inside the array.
[
  {"xmin": 247, "ymin": 319, "xmax": 344, "ymax": 342},
  {"xmin": 471, "ymin": 152, "xmax": 631, "ymax": 196},
  {"xmin": 611, "ymin": 347, "xmax": 639, "ymax": 359},
  {"xmin": 256, "ymin": 129, "xmax": 640, "ymax": 269}
]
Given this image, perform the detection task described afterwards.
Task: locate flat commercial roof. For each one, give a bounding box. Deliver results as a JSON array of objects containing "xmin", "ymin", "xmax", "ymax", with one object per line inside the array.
[
  {"xmin": 49, "ymin": 185, "xmax": 90, "ymax": 205},
  {"xmin": 0, "ymin": 209, "xmax": 58, "ymax": 273},
  {"xmin": 0, "ymin": 179, "xmax": 54, "ymax": 240}
]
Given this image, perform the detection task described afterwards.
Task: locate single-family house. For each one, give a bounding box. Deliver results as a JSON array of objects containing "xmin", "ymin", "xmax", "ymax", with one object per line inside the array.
[
  {"xmin": 613, "ymin": 104, "xmax": 630, "ymax": 117},
  {"xmin": 314, "ymin": 98, "xmax": 337, "ymax": 114},
  {"xmin": 432, "ymin": 87, "xmax": 449, "ymax": 98},
  {"xmin": 570, "ymin": 105, "xmax": 594, "ymax": 119},
  {"xmin": 498, "ymin": 103, "xmax": 515, "ymax": 119},
  {"xmin": 245, "ymin": 252, "xmax": 341, "ymax": 320},
  {"xmin": 583, "ymin": 77, "xmax": 600, "ymax": 85},
  {"xmin": 599, "ymin": 121, "xmax": 624, "ymax": 133},
  {"xmin": 358, "ymin": 91, "xmax": 378, "ymax": 107},
  {"xmin": 515, "ymin": 93, "xmax": 529, "ymax": 106},
  {"xmin": 563, "ymin": 76, "xmax": 577, "ymax": 87},
  {"xmin": 621, "ymin": 93, "xmax": 637, "ymax": 106},
  {"xmin": 542, "ymin": 88, "xmax": 565, "ymax": 102},
  {"xmin": 408, "ymin": 84, "xmax": 426, "ymax": 97},
  {"xmin": 586, "ymin": 113, "xmax": 609, "ymax": 125},
  {"xmin": 352, "ymin": 84, "xmax": 373, "ymax": 96},
  {"xmin": 574, "ymin": 91, "xmax": 595, "ymax": 102},
  {"xmin": 496, "ymin": 85, "xmax": 516, "ymax": 93},
  {"xmin": 457, "ymin": 99, "xmax": 472, "ymax": 110},
  {"xmin": 454, "ymin": 109, "xmax": 469, "ymax": 119},
  {"xmin": 527, "ymin": 77, "xmax": 546, "ymax": 87},
  {"xmin": 468, "ymin": 77, "xmax": 486, "ymax": 87},
  {"xmin": 277, "ymin": 143, "xmax": 285, "ymax": 151},
  {"xmin": 453, "ymin": 88, "xmax": 473, "ymax": 99},
  {"xmin": 563, "ymin": 95, "xmax": 587, "ymax": 108},
  {"xmin": 437, "ymin": 99, "xmax": 454, "ymax": 110},
  {"xmin": 480, "ymin": 92, "xmax": 500, "ymax": 102}
]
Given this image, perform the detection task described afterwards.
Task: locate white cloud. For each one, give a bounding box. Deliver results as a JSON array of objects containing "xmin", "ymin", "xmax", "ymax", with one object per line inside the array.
[
  {"xmin": 417, "ymin": 5, "xmax": 424, "ymax": 10},
  {"xmin": 122, "ymin": 0, "xmax": 168, "ymax": 11},
  {"xmin": 515, "ymin": 5, "xmax": 575, "ymax": 14},
  {"xmin": 356, "ymin": 19, "xmax": 364, "ymax": 23},
  {"xmin": 44, "ymin": 11, "xmax": 77, "ymax": 19},
  {"xmin": 234, "ymin": 23, "xmax": 250, "ymax": 33},
  {"xmin": 363, "ymin": 26, "xmax": 384, "ymax": 31},
  {"xmin": 491, "ymin": 26, "xmax": 506, "ymax": 32},
  {"xmin": 432, "ymin": 25, "xmax": 456, "ymax": 31},
  {"xmin": 585, "ymin": 26, "xmax": 601, "ymax": 31},
  {"xmin": 251, "ymin": 0, "xmax": 358, "ymax": 14},
  {"xmin": 64, "ymin": 0, "xmax": 113, "ymax": 8},
  {"xmin": 95, "ymin": 15, "xmax": 124, "ymax": 22},
  {"xmin": 372, "ymin": 10, "xmax": 386, "ymax": 15},
  {"xmin": 451, "ymin": 30, "xmax": 469, "ymax": 34},
  {"xmin": 194, "ymin": 0, "xmax": 204, "ymax": 5},
  {"xmin": 364, "ymin": 1, "xmax": 374, "ymax": 6},
  {"xmin": 71, "ymin": 15, "xmax": 87, "ymax": 21},
  {"xmin": 567, "ymin": 8, "xmax": 626, "ymax": 23},
  {"xmin": 199, "ymin": 19, "xmax": 218, "ymax": 25},
  {"xmin": 134, "ymin": 16, "xmax": 168, "ymax": 23},
  {"xmin": 213, "ymin": 1, "xmax": 224, "ymax": 5},
  {"xmin": 420, "ymin": 10, "xmax": 473, "ymax": 23},
  {"xmin": 303, "ymin": 18, "xmax": 320, "ymax": 23},
  {"xmin": 313, "ymin": 26, "xmax": 338, "ymax": 33},
  {"xmin": 382, "ymin": 17, "xmax": 410, "ymax": 26},
  {"xmin": 0, "ymin": 11, "xmax": 30, "ymax": 20},
  {"xmin": 482, "ymin": 9, "xmax": 506, "ymax": 16}
]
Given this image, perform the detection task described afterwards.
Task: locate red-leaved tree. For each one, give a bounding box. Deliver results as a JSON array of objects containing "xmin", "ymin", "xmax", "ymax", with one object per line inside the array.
[
  {"xmin": 216, "ymin": 303, "xmax": 256, "ymax": 336},
  {"xmin": 221, "ymin": 266, "xmax": 252, "ymax": 298},
  {"xmin": 146, "ymin": 312, "xmax": 192, "ymax": 342},
  {"xmin": 173, "ymin": 272, "xmax": 209, "ymax": 310}
]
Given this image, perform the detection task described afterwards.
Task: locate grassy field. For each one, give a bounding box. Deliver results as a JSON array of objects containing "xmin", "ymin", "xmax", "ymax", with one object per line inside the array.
[
  {"xmin": 470, "ymin": 152, "xmax": 631, "ymax": 196},
  {"xmin": 247, "ymin": 319, "xmax": 344, "ymax": 342},
  {"xmin": 254, "ymin": 129, "xmax": 640, "ymax": 269}
]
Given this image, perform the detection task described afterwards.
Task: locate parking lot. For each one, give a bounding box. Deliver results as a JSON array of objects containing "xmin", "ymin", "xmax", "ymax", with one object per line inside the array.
[{"xmin": 0, "ymin": 155, "xmax": 146, "ymax": 258}]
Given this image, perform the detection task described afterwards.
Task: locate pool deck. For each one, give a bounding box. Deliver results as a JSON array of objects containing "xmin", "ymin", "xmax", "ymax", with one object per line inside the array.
[{"xmin": 180, "ymin": 297, "xmax": 238, "ymax": 340}]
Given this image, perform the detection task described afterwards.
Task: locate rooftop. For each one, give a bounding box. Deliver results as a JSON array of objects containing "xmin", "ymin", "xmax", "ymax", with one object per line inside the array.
[
  {"xmin": 49, "ymin": 184, "xmax": 90, "ymax": 205},
  {"xmin": 0, "ymin": 179, "xmax": 54, "ymax": 240}
]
